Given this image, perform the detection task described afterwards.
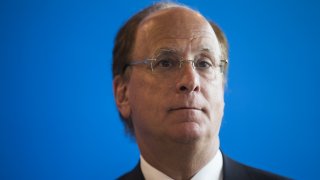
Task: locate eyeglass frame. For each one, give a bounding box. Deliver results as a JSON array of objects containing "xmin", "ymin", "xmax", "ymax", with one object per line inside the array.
[{"xmin": 124, "ymin": 58, "xmax": 228, "ymax": 74}]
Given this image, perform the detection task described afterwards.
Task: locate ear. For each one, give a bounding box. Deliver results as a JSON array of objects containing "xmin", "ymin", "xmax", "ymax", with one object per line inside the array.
[{"xmin": 113, "ymin": 75, "xmax": 131, "ymax": 119}]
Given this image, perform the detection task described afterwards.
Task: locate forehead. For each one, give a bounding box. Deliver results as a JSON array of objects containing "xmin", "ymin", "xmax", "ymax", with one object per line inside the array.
[{"xmin": 133, "ymin": 7, "xmax": 220, "ymax": 58}]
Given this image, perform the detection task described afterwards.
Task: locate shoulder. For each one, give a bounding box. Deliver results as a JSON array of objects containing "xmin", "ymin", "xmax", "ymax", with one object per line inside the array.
[
  {"xmin": 222, "ymin": 153, "xmax": 291, "ymax": 180},
  {"xmin": 117, "ymin": 162, "xmax": 144, "ymax": 180}
]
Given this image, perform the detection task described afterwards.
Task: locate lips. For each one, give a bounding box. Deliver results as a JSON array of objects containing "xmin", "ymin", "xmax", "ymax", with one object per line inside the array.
[{"xmin": 169, "ymin": 107, "xmax": 203, "ymax": 111}]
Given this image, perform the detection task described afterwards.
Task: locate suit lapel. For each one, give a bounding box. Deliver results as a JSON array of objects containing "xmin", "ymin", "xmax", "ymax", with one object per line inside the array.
[
  {"xmin": 117, "ymin": 162, "xmax": 145, "ymax": 180},
  {"xmin": 222, "ymin": 153, "xmax": 250, "ymax": 180}
]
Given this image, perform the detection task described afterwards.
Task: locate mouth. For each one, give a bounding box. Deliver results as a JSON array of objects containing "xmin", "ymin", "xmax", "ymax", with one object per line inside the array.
[{"xmin": 169, "ymin": 107, "xmax": 203, "ymax": 112}]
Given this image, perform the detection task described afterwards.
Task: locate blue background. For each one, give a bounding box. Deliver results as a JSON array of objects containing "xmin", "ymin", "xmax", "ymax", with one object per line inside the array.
[{"xmin": 1, "ymin": 0, "xmax": 319, "ymax": 179}]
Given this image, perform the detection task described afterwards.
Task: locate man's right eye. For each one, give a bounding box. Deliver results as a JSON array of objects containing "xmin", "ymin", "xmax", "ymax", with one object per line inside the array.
[{"xmin": 154, "ymin": 59, "xmax": 174, "ymax": 68}]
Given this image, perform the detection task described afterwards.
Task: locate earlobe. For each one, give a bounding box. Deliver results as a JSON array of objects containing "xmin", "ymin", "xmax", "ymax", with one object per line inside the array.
[{"xmin": 113, "ymin": 76, "xmax": 131, "ymax": 119}]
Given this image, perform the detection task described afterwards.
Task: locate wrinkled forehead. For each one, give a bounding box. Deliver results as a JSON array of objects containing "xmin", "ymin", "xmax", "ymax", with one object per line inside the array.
[{"xmin": 134, "ymin": 7, "xmax": 220, "ymax": 58}]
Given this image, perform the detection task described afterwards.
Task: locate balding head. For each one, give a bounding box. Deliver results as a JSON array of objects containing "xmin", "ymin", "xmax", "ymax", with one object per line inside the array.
[{"xmin": 132, "ymin": 7, "xmax": 221, "ymax": 61}]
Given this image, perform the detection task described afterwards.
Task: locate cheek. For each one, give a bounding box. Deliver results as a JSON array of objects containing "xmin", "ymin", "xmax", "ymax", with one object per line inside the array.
[
  {"xmin": 206, "ymin": 87, "xmax": 224, "ymax": 135},
  {"xmin": 203, "ymin": 79, "xmax": 225, "ymax": 117},
  {"xmin": 128, "ymin": 74, "xmax": 168, "ymax": 117}
]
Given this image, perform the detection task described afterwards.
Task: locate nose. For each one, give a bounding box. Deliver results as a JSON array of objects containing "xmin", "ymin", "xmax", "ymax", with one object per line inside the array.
[{"xmin": 175, "ymin": 62, "xmax": 200, "ymax": 93}]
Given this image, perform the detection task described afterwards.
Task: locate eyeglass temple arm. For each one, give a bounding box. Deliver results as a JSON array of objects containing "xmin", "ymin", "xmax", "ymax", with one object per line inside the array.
[
  {"xmin": 128, "ymin": 59, "xmax": 156, "ymax": 65},
  {"xmin": 220, "ymin": 59, "xmax": 228, "ymax": 73}
]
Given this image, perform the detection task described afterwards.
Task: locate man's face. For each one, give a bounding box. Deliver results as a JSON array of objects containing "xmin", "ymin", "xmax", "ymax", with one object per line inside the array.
[{"xmin": 117, "ymin": 8, "xmax": 224, "ymax": 144}]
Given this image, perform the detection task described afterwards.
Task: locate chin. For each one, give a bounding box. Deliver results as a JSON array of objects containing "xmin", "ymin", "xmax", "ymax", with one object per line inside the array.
[{"xmin": 168, "ymin": 122, "xmax": 206, "ymax": 144}]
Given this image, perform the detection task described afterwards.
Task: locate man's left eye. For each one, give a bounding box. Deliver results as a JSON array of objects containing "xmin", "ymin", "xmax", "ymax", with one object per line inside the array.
[{"xmin": 196, "ymin": 58, "xmax": 213, "ymax": 69}]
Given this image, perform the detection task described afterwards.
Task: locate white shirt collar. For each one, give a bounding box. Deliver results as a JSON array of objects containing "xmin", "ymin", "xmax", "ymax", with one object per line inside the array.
[{"xmin": 140, "ymin": 150, "xmax": 223, "ymax": 180}]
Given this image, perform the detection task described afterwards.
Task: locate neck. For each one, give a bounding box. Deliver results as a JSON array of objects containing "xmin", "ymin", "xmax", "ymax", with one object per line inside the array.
[{"xmin": 137, "ymin": 135, "xmax": 220, "ymax": 180}]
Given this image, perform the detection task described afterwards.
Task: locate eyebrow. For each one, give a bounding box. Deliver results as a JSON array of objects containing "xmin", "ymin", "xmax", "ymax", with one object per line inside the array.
[
  {"xmin": 153, "ymin": 47, "xmax": 216, "ymax": 58},
  {"xmin": 200, "ymin": 48, "xmax": 210, "ymax": 52},
  {"xmin": 199, "ymin": 47, "xmax": 218, "ymax": 58},
  {"xmin": 152, "ymin": 48, "xmax": 178, "ymax": 57},
  {"xmin": 156, "ymin": 48, "xmax": 211, "ymax": 54},
  {"xmin": 155, "ymin": 48, "xmax": 177, "ymax": 54}
]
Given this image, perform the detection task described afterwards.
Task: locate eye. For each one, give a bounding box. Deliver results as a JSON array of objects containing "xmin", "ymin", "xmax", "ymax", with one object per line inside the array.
[
  {"xmin": 157, "ymin": 59, "xmax": 173, "ymax": 68},
  {"xmin": 153, "ymin": 56, "xmax": 179, "ymax": 69},
  {"xmin": 195, "ymin": 57, "xmax": 213, "ymax": 69}
]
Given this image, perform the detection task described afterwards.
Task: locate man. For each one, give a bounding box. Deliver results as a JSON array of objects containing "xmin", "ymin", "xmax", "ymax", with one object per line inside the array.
[{"xmin": 112, "ymin": 2, "xmax": 289, "ymax": 180}]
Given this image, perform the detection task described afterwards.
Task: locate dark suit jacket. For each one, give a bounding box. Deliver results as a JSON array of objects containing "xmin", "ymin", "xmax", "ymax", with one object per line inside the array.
[{"xmin": 117, "ymin": 153, "xmax": 290, "ymax": 180}]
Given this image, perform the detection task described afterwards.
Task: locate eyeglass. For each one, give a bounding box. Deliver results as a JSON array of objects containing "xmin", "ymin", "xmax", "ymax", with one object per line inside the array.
[{"xmin": 125, "ymin": 52, "xmax": 228, "ymax": 78}]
